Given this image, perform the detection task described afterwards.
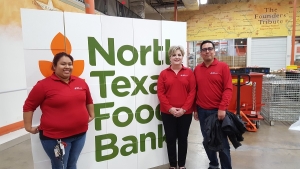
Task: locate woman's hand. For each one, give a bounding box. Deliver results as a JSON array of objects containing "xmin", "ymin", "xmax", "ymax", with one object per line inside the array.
[
  {"xmin": 25, "ymin": 126, "xmax": 39, "ymax": 134},
  {"xmin": 87, "ymin": 104, "xmax": 95, "ymax": 123},
  {"xmin": 170, "ymin": 107, "xmax": 185, "ymax": 117},
  {"xmin": 169, "ymin": 107, "xmax": 177, "ymax": 116},
  {"xmin": 88, "ymin": 116, "xmax": 95, "ymax": 122},
  {"xmin": 175, "ymin": 108, "xmax": 185, "ymax": 117},
  {"xmin": 23, "ymin": 112, "xmax": 38, "ymax": 134}
]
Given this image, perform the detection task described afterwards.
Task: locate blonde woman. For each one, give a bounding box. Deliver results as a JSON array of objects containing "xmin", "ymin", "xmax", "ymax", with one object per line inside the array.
[{"xmin": 157, "ymin": 46, "xmax": 196, "ymax": 169}]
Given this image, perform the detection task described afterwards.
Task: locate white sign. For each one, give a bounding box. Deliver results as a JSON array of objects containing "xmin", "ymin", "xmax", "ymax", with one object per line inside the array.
[{"xmin": 21, "ymin": 8, "xmax": 187, "ymax": 169}]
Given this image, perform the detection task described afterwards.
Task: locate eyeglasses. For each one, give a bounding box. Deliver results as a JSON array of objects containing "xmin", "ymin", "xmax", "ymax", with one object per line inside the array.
[{"xmin": 201, "ymin": 47, "xmax": 214, "ymax": 52}]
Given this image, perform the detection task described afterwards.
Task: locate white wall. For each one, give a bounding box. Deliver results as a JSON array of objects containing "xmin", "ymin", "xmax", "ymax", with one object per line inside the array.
[
  {"xmin": 248, "ymin": 36, "xmax": 293, "ymax": 68},
  {"xmin": 227, "ymin": 39, "xmax": 234, "ymax": 56},
  {"xmin": 286, "ymin": 36, "xmax": 292, "ymax": 66},
  {"xmin": 246, "ymin": 37, "xmax": 252, "ymax": 66},
  {"xmin": 0, "ymin": 26, "xmax": 27, "ymax": 127}
]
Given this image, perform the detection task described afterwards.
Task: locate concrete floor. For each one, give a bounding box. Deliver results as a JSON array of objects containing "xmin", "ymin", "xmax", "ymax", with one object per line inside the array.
[{"xmin": 1, "ymin": 120, "xmax": 300, "ymax": 169}]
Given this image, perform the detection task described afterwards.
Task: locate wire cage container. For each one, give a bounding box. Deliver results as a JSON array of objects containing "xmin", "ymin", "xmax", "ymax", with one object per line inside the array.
[{"xmin": 261, "ymin": 74, "xmax": 300, "ymax": 125}]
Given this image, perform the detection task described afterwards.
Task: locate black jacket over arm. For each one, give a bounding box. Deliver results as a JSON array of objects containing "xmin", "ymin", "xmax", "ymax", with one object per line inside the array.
[{"xmin": 204, "ymin": 112, "xmax": 246, "ymax": 151}]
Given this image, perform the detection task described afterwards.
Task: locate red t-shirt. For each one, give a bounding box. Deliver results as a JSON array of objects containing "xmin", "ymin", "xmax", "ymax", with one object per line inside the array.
[
  {"xmin": 157, "ymin": 66, "xmax": 196, "ymax": 114},
  {"xmin": 194, "ymin": 58, "xmax": 233, "ymax": 110},
  {"xmin": 23, "ymin": 73, "xmax": 93, "ymax": 139}
]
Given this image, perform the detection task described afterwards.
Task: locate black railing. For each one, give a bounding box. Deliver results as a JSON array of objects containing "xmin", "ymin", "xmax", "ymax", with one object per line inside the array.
[
  {"xmin": 94, "ymin": 0, "xmax": 141, "ymax": 19},
  {"xmin": 94, "ymin": 0, "xmax": 107, "ymax": 14},
  {"xmin": 116, "ymin": 1, "xmax": 141, "ymax": 19}
]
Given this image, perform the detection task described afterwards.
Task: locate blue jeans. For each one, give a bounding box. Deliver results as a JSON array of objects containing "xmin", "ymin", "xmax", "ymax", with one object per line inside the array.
[
  {"xmin": 197, "ymin": 106, "xmax": 232, "ymax": 169},
  {"xmin": 40, "ymin": 133, "xmax": 86, "ymax": 169}
]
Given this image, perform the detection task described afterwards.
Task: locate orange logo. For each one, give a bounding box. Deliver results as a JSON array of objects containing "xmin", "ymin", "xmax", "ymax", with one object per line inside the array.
[{"xmin": 39, "ymin": 32, "xmax": 84, "ymax": 77}]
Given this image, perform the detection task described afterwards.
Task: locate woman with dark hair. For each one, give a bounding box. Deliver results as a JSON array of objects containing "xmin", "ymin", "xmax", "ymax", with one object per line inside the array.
[{"xmin": 23, "ymin": 52, "xmax": 94, "ymax": 169}]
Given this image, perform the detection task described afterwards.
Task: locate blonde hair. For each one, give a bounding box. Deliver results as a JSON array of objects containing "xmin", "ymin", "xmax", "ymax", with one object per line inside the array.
[{"xmin": 168, "ymin": 45, "xmax": 185, "ymax": 57}]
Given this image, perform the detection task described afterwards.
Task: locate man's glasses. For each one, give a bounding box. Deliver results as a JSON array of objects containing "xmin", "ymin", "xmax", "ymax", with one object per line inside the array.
[{"xmin": 201, "ymin": 47, "xmax": 214, "ymax": 52}]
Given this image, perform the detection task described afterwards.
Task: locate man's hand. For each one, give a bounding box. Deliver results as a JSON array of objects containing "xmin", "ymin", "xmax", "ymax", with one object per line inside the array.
[
  {"xmin": 193, "ymin": 112, "xmax": 199, "ymax": 121},
  {"xmin": 218, "ymin": 110, "xmax": 226, "ymax": 120}
]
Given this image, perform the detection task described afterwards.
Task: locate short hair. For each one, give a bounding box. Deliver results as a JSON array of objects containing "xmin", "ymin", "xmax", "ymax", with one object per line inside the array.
[
  {"xmin": 168, "ymin": 45, "xmax": 185, "ymax": 57},
  {"xmin": 200, "ymin": 40, "xmax": 215, "ymax": 50},
  {"xmin": 52, "ymin": 52, "xmax": 74, "ymax": 71}
]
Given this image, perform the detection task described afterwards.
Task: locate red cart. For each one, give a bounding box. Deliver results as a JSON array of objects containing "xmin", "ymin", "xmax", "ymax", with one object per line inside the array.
[{"xmin": 228, "ymin": 73, "xmax": 264, "ymax": 132}]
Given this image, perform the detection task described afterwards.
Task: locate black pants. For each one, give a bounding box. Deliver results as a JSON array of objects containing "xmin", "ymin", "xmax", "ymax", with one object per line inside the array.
[{"xmin": 161, "ymin": 113, "xmax": 192, "ymax": 167}]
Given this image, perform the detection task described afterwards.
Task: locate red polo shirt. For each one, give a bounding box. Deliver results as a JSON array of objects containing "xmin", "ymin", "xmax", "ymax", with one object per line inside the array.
[
  {"xmin": 157, "ymin": 65, "xmax": 196, "ymax": 114},
  {"xmin": 194, "ymin": 58, "xmax": 233, "ymax": 110},
  {"xmin": 23, "ymin": 73, "xmax": 93, "ymax": 139}
]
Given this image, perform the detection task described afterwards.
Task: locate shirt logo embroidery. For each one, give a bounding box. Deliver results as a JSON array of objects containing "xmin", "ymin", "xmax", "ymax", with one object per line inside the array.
[
  {"xmin": 74, "ymin": 87, "xmax": 83, "ymax": 90},
  {"xmin": 210, "ymin": 72, "xmax": 219, "ymax": 75}
]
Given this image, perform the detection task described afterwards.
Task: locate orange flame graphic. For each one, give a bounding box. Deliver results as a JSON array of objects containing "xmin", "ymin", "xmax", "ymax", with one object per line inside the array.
[
  {"xmin": 51, "ymin": 32, "xmax": 72, "ymax": 56},
  {"xmin": 39, "ymin": 32, "xmax": 84, "ymax": 78}
]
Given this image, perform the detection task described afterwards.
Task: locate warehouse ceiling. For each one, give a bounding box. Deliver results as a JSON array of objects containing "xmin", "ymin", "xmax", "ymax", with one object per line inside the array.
[{"xmin": 145, "ymin": 0, "xmax": 250, "ymax": 13}]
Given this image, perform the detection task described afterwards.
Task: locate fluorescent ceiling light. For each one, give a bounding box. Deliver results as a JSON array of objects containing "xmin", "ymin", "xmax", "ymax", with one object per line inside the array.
[
  {"xmin": 200, "ymin": 0, "xmax": 208, "ymax": 4},
  {"xmin": 157, "ymin": 5, "xmax": 186, "ymax": 10}
]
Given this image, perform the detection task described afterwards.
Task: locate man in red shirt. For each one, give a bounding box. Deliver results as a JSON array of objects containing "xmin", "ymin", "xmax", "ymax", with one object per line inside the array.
[{"xmin": 194, "ymin": 40, "xmax": 233, "ymax": 169}]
